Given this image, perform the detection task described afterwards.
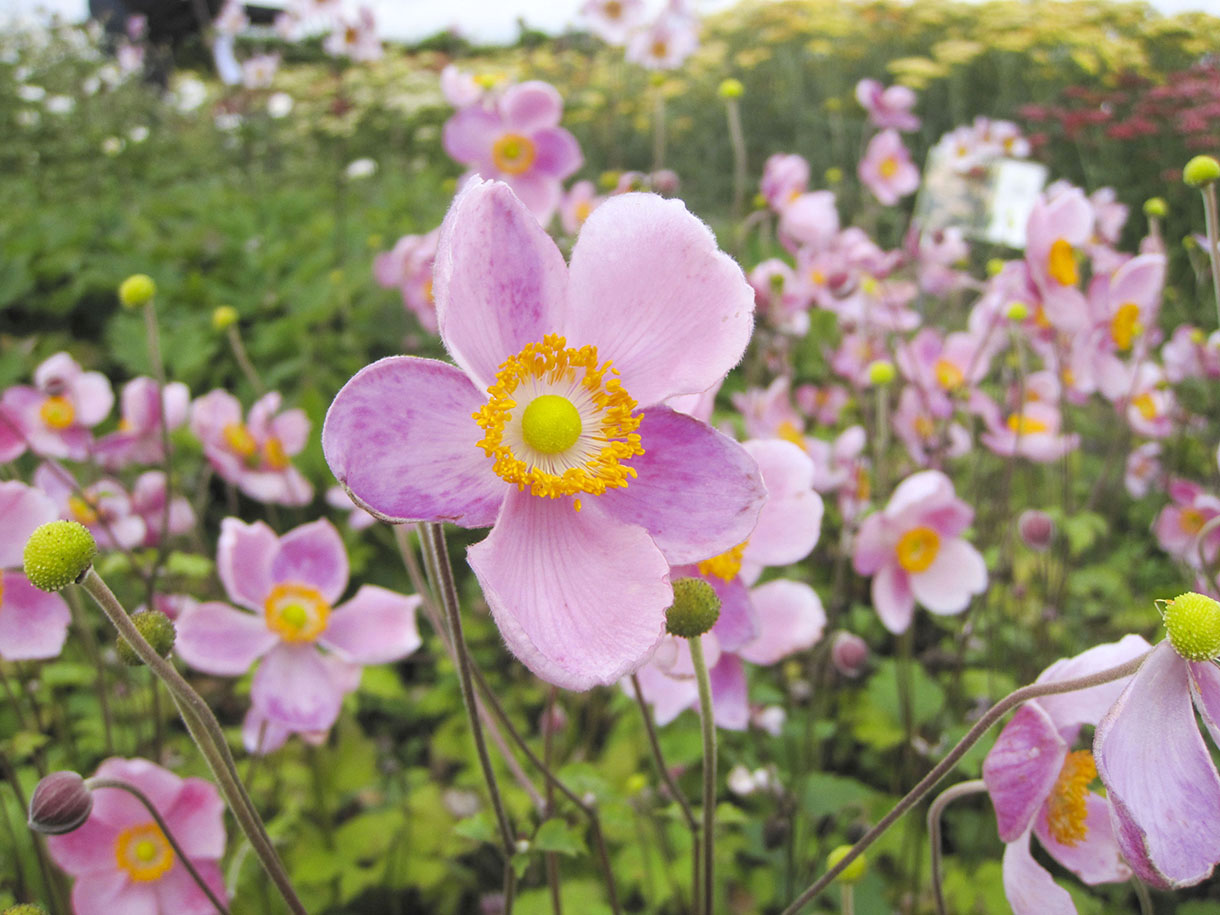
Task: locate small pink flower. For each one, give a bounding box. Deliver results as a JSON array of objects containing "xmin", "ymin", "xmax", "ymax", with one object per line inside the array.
[
  {"xmin": 0, "ymin": 481, "xmax": 70, "ymax": 661},
  {"xmin": 853, "ymin": 470, "xmax": 987, "ymax": 633},
  {"xmin": 326, "ymin": 484, "xmax": 377, "ymax": 531},
  {"xmin": 443, "ymin": 81, "xmax": 583, "ymax": 224},
  {"xmin": 440, "ymin": 65, "xmax": 484, "ymax": 108},
  {"xmin": 795, "ymin": 383, "xmax": 849, "ymax": 427},
  {"xmin": 858, "ymin": 129, "xmax": 919, "ymax": 206},
  {"xmin": 94, "ymin": 377, "xmax": 190, "ymax": 471},
  {"xmin": 2, "ymin": 352, "xmax": 113, "ymax": 460},
  {"xmin": 35, "ymin": 463, "xmax": 147, "ymax": 551},
  {"xmin": 581, "ymin": 0, "xmax": 646, "ymax": 46},
  {"xmin": 190, "ymin": 390, "xmax": 313, "ymax": 506},
  {"xmin": 175, "ymin": 518, "xmax": 422, "ymax": 732},
  {"xmin": 241, "ymin": 53, "xmax": 280, "ymax": 90},
  {"xmin": 731, "ymin": 377, "xmax": 805, "ymax": 443},
  {"xmin": 855, "ymin": 78, "xmax": 920, "ymax": 131},
  {"xmin": 778, "ymin": 190, "xmax": 839, "ymax": 254},
  {"xmin": 1124, "ymin": 442, "xmax": 1162, "ymax": 498},
  {"xmin": 1025, "ymin": 188, "xmax": 1094, "ymax": 333},
  {"xmin": 626, "ymin": 12, "xmax": 698, "ymax": 70},
  {"xmin": 1153, "ymin": 478, "xmax": 1220, "ymax": 566},
  {"xmin": 560, "ymin": 180, "xmax": 604, "ymax": 235},
  {"xmin": 324, "ymin": 5, "xmax": 381, "ymax": 61},
  {"xmin": 374, "ymin": 229, "xmax": 440, "ymax": 333},
  {"xmin": 47, "ymin": 758, "xmax": 228, "ymax": 915},
  {"xmin": 131, "ymin": 471, "xmax": 195, "ymax": 547},
  {"xmin": 760, "ymin": 153, "xmax": 809, "ymax": 211}
]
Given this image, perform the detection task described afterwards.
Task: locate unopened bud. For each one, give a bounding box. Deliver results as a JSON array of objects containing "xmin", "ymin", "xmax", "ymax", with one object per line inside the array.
[
  {"xmin": 211, "ymin": 305, "xmax": 238, "ymax": 331},
  {"xmin": 717, "ymin": 78, "xmax": 744, "ymax": 100},
  {"xmin": 1018, "ymin": 509, "xmax": 1055, "ymax": 552},
  {"xmin": 830, "ymin": 631, "xmax": 869, "ymax": 678},
  {"xmin": 1183, "ymin": 155, "xmax": 1220, "ymax": 189},
  {"xmin": 827, "ymin": 844, "xmax": 867, "ymax": 883},
  {"xmin": 665, "ymin": 578, "xmax": 721, "ymax": 638},
  {"xmin": 1143, "ymin": 197, "xmax": 1168, "ymax": 218},
  {"xmin": 23, "ymin": 521, "xmax": 96, "ymax": 592},
  {"xmin": 28, "ymin": 771, "xmax": 92, "ymax": 835},
  {"xmin": 866, "ymin": 360, "xmax": 895, "ymax": 386},
  {"xmin": 1005, "ymin": 301, "xmax": 1030, "ymax": 322},
  {"xmin": 116, "ymin": 610, "xmax": 176, "ymax": 666},
  {"xmin": 118, "ymin": 274, "xmax": 156, "ymax": 309},
  {"xmin": 824, "ymin": 166, "xmax": 843, "ymax": 185}
]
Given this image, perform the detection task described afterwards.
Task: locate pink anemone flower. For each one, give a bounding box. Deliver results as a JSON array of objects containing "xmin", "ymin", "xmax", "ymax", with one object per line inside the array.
[
  {"xmin": 858, "ymin": 129, "xmax": 919, "ymax": 206},
  {"xmin": 323, "ymin": 179, "xmax": 764, "ymax": 690},
  {"xmin": 982, "ymin": 636, "xmax": 1149, "ymax": 914},
  {"xmin": 581, "ymin": 0, "xmax": 646, "ymax": 46},
  {"xmin": 94, "ymin": 377, "xmax": 191, "ymax": 471},
  {"xmin": 855, "ymin": 78, "xmax": 921, "ymax": 131},
  {"xmin": 443, "ymin": 82, "xmax": 583, "ymax": 225},
  {"xmin": 1025, "ymin": 188, "xmax": 1093, "ymax": 333},
  {"xmin": 46, "ymin": 757, "xmax": 228, "ymax": 915},
  {"xmin": 1152, "ymin": 478, "xmax": 1220, "ymax": 567},
  {"xmin": 1, "ymin": 352, "xmax": 113, "ymax": 460},
  {"xmin": 190, "ymin": 390, "xmax": 313, "ymax": 506},
  {"xmin": 174, "ymin": 518, "xmax": 422, "ymax": 732},
  {"xmin": 34, "ymin": 463, "xmax": 147, "ymax": 551},
  {"xmin": 625, "ymin": 12, "xmax": 699, "ymax": 70},
  {"xmin": 0, "ymin": 481, "xmax": 70, "ymax": 660},
  {"xmin": 131, "ymin": 471, "xmax": 195, "ymax": 547},
  {"xmin": 852, "ymin": 470, "xmax": 987, "ymax": 633}
]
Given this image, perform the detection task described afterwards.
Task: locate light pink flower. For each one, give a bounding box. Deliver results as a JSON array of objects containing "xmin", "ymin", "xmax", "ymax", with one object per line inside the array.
[
  {"xmin": 852, "ymin": 470, "xmax": 987, "ymax": 633},
  {"xmin": 778, "ymin": 190, "xmax": 839, "ymax": 254},
  {"xmin": 131, "ymin": 471, "xmax": 195, "ymax": 547},
  {"xmin": 440, "ymin": 65, "xmax": 484, "ymax": 108},
  {"xmin": 760, "ymin": 153, "xmax": 810, "ymax": 211},
  {"xmin": 858, "ymin": 129, "xmax": 919, "ymax": 206},
  {"xmin": 443, "ymin": 81, "xmax": 583, "ymax": 224},
  {"xmin": 175, "ymin": 518, "xmax": 422, "ymax": 732},
  {"xmin": 46, "ymin": 758, "xmax": 228, "ymax": 915},
  {"xmin": 855, "ymin": 78, "xmax": 920, "ymax": 131},
  {"xmin": 795, "ymin": 383, "xmax": 849, "ymax": 427},
  {"xmin": 2, "ymin": 352, "xmax": 113, "ymax": 460},
  {"xmin": 34, "ymin": 463, "xmax": 146, "ymax": 551},
  {"xmin": 323, "ymin": 180, "xmax": 763, "ymax": 689},
  {"xmin": 1162, "ymin": 325, "xmax": 1220, "ymax": 383},
  {"xmin": 94, "ymin": 377, "xmax": 190, "ymax": 470},
  {"xmin": 190, "ymin": 390, "xmax": 313, "ymax": 506},
  {"xmin": 324, "ymin": 6, "xmax": 381, "ymax": 62},
  {"xmin": 1153, "ymin": 479, "xmax": 1220, "ymax": 567},
  {"xmin": 0, "ymin": 481, "xmax": 69, "ymax": 661},
  {"xmin": 976, "ymin": 391, "xmax": 1080, "ymax": 463},
  {"xmin": 374, "ymin": 230, "xmax": 440, "ymax": 333},
  {"xmin": 626, "ymin": 12, "xmax": 698, "ymax": 70},
  {"xmin": 241, "ymin": 53, "xmax": 280, "ymax": 90},
  {"xmin": 1124, "ymin": 442, "xmax": 1162, "ymax": 499},
  {"xmin": 581, "ymin": 0, "xmax": 646, "ymax": 45},
  {"xmin": 560, "ymin": 180, "xmax": 604, "ymax": 235},
  {"xmin": 1025, "ymin": 188, "xmax": 1094, "ymax": 333}
]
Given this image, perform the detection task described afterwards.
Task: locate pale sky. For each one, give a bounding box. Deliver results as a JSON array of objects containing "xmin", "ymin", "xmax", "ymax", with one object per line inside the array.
[{"xmin": 0, "ymin": 0, "xmax": 1215, "ymax": 44}]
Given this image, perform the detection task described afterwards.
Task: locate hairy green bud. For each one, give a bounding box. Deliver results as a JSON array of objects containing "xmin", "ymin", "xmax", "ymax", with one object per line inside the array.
[
  {"xmin": 665, "ymin": 578, "xmax": 721, "ymax": 638},
  {"xmin": 23, "ymin": 522, "xmax": 97, "ymax": 592}
]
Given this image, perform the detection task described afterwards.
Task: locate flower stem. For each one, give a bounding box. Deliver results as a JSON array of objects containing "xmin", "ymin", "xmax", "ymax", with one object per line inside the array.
[
  {"xmin": 77, "ymin": 569, "xmax": 307, "ymax": 915},
  {"xmin": 1201, "ymin": 182, "xmax": 1220, "ymax": 330},
  {"xmin": 779, "ymin": 649, "xmax": 1151, "ymax": 914},
  {"xmin": 689, "ymin": 636, "xmax": 716, "ymax": 915},
  {"xmin": 225, "ymin": 324, "xmax": 267, "ymax": 397},
  {"xmin": 927, "ymin": 779, "xmax": 986, "ymax": 915},
  {"xmin": 141, "ymin": 297, "xmax": 174, "ymax": 604},
  {"xmin": 86, "ymin": 777, "xmax": 231, "ymax": 915},
  {"xmin": 725, "ymin": 97, "xmax": 747, "ymax": 222}
]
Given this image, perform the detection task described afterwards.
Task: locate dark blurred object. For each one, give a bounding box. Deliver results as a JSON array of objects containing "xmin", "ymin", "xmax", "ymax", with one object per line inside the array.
[{"xmin": 89, "ymin": 0, "xmax": 224, "ymax": 43}]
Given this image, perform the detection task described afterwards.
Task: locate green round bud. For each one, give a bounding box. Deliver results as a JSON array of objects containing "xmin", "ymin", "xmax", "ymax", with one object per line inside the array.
[
  {"xmin": 827, "ymin": 845, "xmax": 867, "ymax": 883},
  {"xmin": 1006, "ymin": 301, "xmax": 1031, "ymax": 322},
  {"xmin": 118, "ymin": 274, "xmax": 156, "ymax": 309},
  {"xmin": 665, "ymin": 578, "xmax": 721, "ymax": 638},
  {"xmin": 718, "ymin": 78, "xmax": 744, "ymax": 100},
  {"xmin": 986, "ymin": 258, "xmax": 1006, "ymax": 277},
  {"xmin": 1183, "ymin": 155, "xmax": 1220, "ymax": 189},
  {"xmin": 23, "ymin": 522, "xmax": 97, "ymax": 592},
  {"xmin": 4, "ymin": 905, "xmax": 50, "ymax": 915},
  {"xmin": 824, "ymin": 167, "xmax": 843, "ymax": 185},
  {"xmin": 1143, "ymin": 197, "xmax": 1168, "ymax": 218},
  {"xmin": 751, "ymin": 192, "xmax": 768, "ymax": 210},
  {"xmin": 599, "ymin": 170, "xmax": 621, "ymax": 191},
  {"xmin": 649, "ymin": 72, "xmax": 666, "ymax": 88},
  {"xmin": 866, "ymin": 360, "xmax": 896, "ymax": 386},
  {"xmin": 1163, "ymin": 592, "xmax": 1220, "ymax": 662},
  {"xmin": 116, "ymin": 610, "xmax": 176, "ymax": 666},
  {"xmin": 211, "ymin": 305, "xmax": 238, "ymax": 331}
]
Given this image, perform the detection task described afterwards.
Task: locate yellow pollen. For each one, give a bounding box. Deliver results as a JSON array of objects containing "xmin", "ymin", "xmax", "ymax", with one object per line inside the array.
[
  {"xmin": 1111, "ymin": 303, "xmax": 1141, "ymax": 351},
  {"xmin": 521, "ymin": 395, "xmax": 582, "ymax": 454},
  {"xmin": 854, "ymin": 467, "xmax": 871, "ymax": 503},
  {"xmin": 491, "ymin": 133, "xmax": 537, "ymax": 176},
  {"xmin": 68, "ymin": 495, "xmax": 99, "ymax": 525},
  {"xmin": 574, "ymin": 200, "xmax": 592, "ymax": 226},
  {"xmin": 263, "ymin": 436, "xmax": 289, "ymax": 470},
  {"xmin": 933, "ymin": 358, "xmax": 964, "ymax": 390},
  {"xmin": 473, "ymin": 334, "xmax": 643, "ymax": 505},
  {"xmin": 1046, "ymin": 750, "xmax": 1097, "ymax": 847},
  {"xmin": 1180, "ymin": 508, "xmax": 1206, "ymax": 535},
  {"xmin": 1061, "ymin": 367, "xmax": 1076, "ymax": 388},
  {"xmin": 115, "ymin": 822, "xmax": 174, "ymax": 882},
  {"xmin": 223, "ymin": 423, "xmax": 258, "ymax": 458},
  {"xmin": 604, "ymin": 0, "xmax": 622, "ymax": 19},
  {"xmin": 423, "ymin": 278, "xmax": 435, "ymax": 304},
  {"xmin": 776, "ymin": 420, "xmax": 805, "ymax": 449},
  {"xmin": 39, "ymin": 395, "xmax": 75, "ymax": 430},
  {"xmin": 651, "ymin": 39, "xmax": 669, "ymax": 58},
  {"xmin": 1007, "ymin": 413, "xmax": 1049, "ymax": 435},
  {"xmin": 810, "ymin": 269, "xmax": 827, "ymax": 286},
  {"xmin": 1032, "ymin": 304, "xmax": 1053, "ymax": 330},
  {"xmin": 879, "ymin": 156, "xmax": 899, "ymax": 178},
  {"xmin": 1048, "ymin": 238, "xmax": 1079, "ymax": 287},
  {"xmin": 697, "ymin": 541, "xmax": 749, "ymax": 582},
  {"xmin": 1131, "ymin": 392, "xmax": 1158, "ymax": 420},
  {"xmin": 914, "ymin": 415, "xmax": 935, "ymax": 438},
  {"xmin": 896, "ymin": 526, "xmax": 940, "ymax": 573},
  {"xmin": 264, "ymin": 582, "xmax": 331, "ymax": 642},
  {"xmin": 117, "ymin": 418, "xmax": 133, "ymax": 431}
]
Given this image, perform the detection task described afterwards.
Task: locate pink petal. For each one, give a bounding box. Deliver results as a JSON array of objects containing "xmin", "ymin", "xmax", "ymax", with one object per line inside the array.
[
  {"xmin": 1001, "ymin": 830, "xmax": 1076, "ymax": 915},
  {"xmin": 982, "ymin": 702, "xmax": 1067, "ymax": 843},
  {"xmin": 242, "ymin": 707, "xmax": 295, "ymax": 755},
  {"xmin": 322, "ymin": 356, "xmax": 505, "ymax": 528},
  {"xmin": 433, "ymin": 179, "xmax": 569, "ymax": 390},
  {"xmin": 1034, "ymin": 793, "xmax": 1131, "ymax": 885},
  {"xmin": 442, "ymin": 106, "xmax": 501, "ymax": 167},
  {"xmin": 1034, "ymin": 633, "xmax": 1152, "ymax": 734},
  {"xmin": 738, "ymin": 580, "xmax": 826, "ymax": 666},
  {"xmin": 89, "ymin": 758, "xmax": 184, "ymax": 830},
  {"xmin": 166, "ymin": 778, "xmax": 226, "ymax": 861},
  {"xmin": 565, "ymin": 193, "xmax": 754, "ymax": 408},
  {"xmin": 46, "ymin": 815, "xmax": 121, "ymax": 876},
  {"xmin": 467, "ymin": 489, "xmax": 670, "ymax": 690},
  {"xmin": 0, "ymin": 572, "xmax": 70, "ymax": 661},
  {"xmin": 0, "ymin": 481, "xmax": 57, "ymax": 567},
  {"xmin": 271, "ymin": 519, "xmax": 349, "ymax": 603},
  {"xmin": 740, "ymin": 439, "xmax": 823, "ymax": 568},
  {"xmin": 71, "ymin": 872, "xmax": 158, "ymax": 915},
  {"xmin": 72, "ymin": 371, "xmax": 115, "ymax": 427},
  {"xmin": 1189, "ymin": 658, "xmax": 1220, "ymax": 748},
  {"xmin": 504, "ymin": 171, "xmax": 563, "ymax": 225},
  {"xmin": 530, "ymin": 127, "xmax": 583, "ymax": 179},
  {"xmin": 871, "ymin": 562, "xmax": 914, "ymax": 633},
  {"xmin": 632, "ymin": 660, "xmax": 698, "ymax": 726},
  {"xmin": 320, "ymin": 586, "xmax": 423, "ymax": 664},
  {"xmin": 251, "ymin": 643, "xmax": 345, "ymax": 731},
  {"xmin": 706, "ymin": 573, "xmax": 757, "ymax": 653},
  {"xmin": 709, "ymin": 653, "xmax": 749, "ymax": 730},
  {"xmin": 909, "ymin": 538, "xmax": 987, "ymax": 615},
  {"xmin": 155, "ymin": 860, "xmax": 228, "ymax": 914},
  {"xmin": 851, "ymin": 513, "xmax": 890, "ymax": 576},
  {"xmin": 216, "ymin": 518, "xmax": 278, "ymax": 610},
  {"xmin": 174, "ymin": 601, "xmax": 277, "ymax": 676},
  {"xmin": 501, "ymin": 81, "xmax": 562, "ymax": 131},
  {"xmin": 269, "ymin": 408, "xmax": 310, "ymax": 455},
  {"xmin": 596, "ymin": 407, "xmax": 765, "ymax": 565},
  {"xmin": 1094, "ymin": 640, "xmax": 1220, "ymax": 888}
]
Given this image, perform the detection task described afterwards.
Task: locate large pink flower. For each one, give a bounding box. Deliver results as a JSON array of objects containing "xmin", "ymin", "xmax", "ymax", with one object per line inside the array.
[
  {"xmin": 46, "ymin": 758, "xmax": 228, "ymax": 915},
  {"xmin": 174, "ymin": 518, "xmax": 422, "ymax": 732},
  {"xmin": 1, "ymin": 352, "xmax": 113, "ymax": 460},
  {"xmin": 323, "ymin": 179, "xmax": 764, "ymax": 690},
  {"xmin": 852, "ymin": 470, "xmax": 987, "ymax": 633}
]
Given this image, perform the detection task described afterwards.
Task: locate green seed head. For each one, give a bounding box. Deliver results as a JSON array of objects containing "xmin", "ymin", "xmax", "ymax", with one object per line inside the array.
[
  {"xmin": 116, "ymin": 610, "xmax": 177, "ymax": 666},
  {"xmin": 827, "ymin": 844, "xmax": 867, "ymax": 883},
  {"xmin": 1006, "ymin": 301, "xmax": 1031, "ymax": 322},
  {"xmin": 866, "ymin": 360, "xmax": 896, "ymax": 386},
  {"xmin": 211, "ymin": 305, "xmax": 238, "ymax": 331},
  {"xmin": 4, "ymin": 904, "xmax": 50, "ymax": 915},
  {"xmin": 717, "ymin": 78, "xmax": 744, "ymax": 100},
  {"xmin": 1143, "ymin": 197, "xmax": 1168, "ymax": 218},
  {"xmin": 665, "ymin": 578, "xmax": 721, "ymax": 639},
  {"xmin": 23, "ymin": 522, "xmax": 97, "ymax": 592},
  {"xmin": 1163, "ymin": 592, "xmax": 1220, "ymax": 662},
  {"xmin": 118, "ymin": 273, "xmax": 156, "ymax": 309},
  {"xmin": 1183, "ymin": 155, "xmax": 1220, "ymax": 189}
]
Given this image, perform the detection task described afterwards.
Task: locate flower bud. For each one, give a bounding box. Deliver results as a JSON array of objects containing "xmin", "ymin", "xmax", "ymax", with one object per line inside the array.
[
  {"xmin": 598, "ymin": 170, "xmax": 621, "ymax": 191},
  {"xmin": 1143, "ymin": 197, "xmax": 1168, "ymax": 218},
  {"xmin": 23, "ymin": 521, "xmax": 97, "ymax": 592},
  {"xmin": 538, "ymin": 701, "xmax": 567, "ymax": 738},
  {"xmin": 665, "ymin": 578, "xmax": 721, "ymax": 638},
  {"xmin": 827, "ymin": 844, "xmax": 867, "ymax": 883},
  {"xmin": 118, "ymin": 274, "xmax": 156, "ymax": 309},
  {"xmin": 717, "ymin": 78, "xmax": 744, "ymax": 100},
  {"xmin": 824, "ymin": 167, "xmax": 843, "ymax": 185},
  {"xmin": 1162, "ymin": 592, "xmax": 1220, "ymax": 662},
  {"xmin": 116, "ymin": 610, "xmax": 176, "ymax": 666},
  {"xmin": 1018, "ymin": 509, "xmax": 1055, "ymax": 552},
  {"xmin": 211, "ymin": 305, "xmax": 238, "ymax": 331},
  {"xmin": 1005, "ymin": 301, "xmax": 1030, "ymax": 322},
  {"xmin": 986, "ymin": 258, "xmax": 1006, "ymax": 277},
  {"xmin": 28, "ymin": 771, "xmax": 92, "ymax": 835},
  {"xmin": 1183, "ymin": 155, "xmax": 1220, "ymax": 189},
  {"xmin": 650, "ymin": 169, "xmax": 680, "ymax": 196},
  {"xmin": 865, "ymin": 360, "xmax": 895, "ymax": 386},
  {"xmin": 830, "ymin": 631, "xmax": 869, "ymax": 678}
]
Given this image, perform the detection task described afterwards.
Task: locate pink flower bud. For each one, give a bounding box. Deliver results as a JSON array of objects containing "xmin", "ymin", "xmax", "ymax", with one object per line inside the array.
[
  {"xmin": 28, "ymin": 771, "xmax": 92, "ymax": 835},
  {"xmin": 1018, "ymin": 509, "xmax": 1055, "ymax": 552},
  {"xmin": 831, "ymin": 631, "xmax": 869, "ymax": 678}
]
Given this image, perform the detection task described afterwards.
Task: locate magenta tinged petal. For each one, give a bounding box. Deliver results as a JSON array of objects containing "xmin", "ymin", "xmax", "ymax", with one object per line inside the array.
[
  {"xmin": 0, "ymin": 481, "xmax": 57, "ymax": 567},
  {"xmin": 501, "ymin": 81, "xmax": 562, "ymax": 131},
  {"xmin": 271, "ymin": 519, "xmax": 349, "ymax": 603},
  {"xmin": 216, "ymin": 517, "xmax": 278, "ymax": 610},
  {"xmin": 709, "ymin": 653, "xmax": 749, "ymax": 730},
  {"xmin": 251, "ymin": 643, "xmax": 345, "ymax": 731},
  {"xmin": 740, "ymin": 439, "xmax": 823, "ymax": 568},
  {"xmin": 166, "ymin": 778, "xmax": 226, "ymax": 861},
  {"xmin": 1002, "ymin": 830, "xmax": 1076, "ymax": 915},
  {"xmin": 982, "ymin": 702, "xmax": 1067, "ymax": 843},
  {"xmin": 321, "ymin": 586, "xmax": 423, "ymax": 664},
  {"xmin": 738, "ymin": 580, "xmax": 826, "ymax": 666},
  {"xmin": 174, "ymin": 601, "xmax": 277, "ymax": 676},
  {"xmin": 155, "ymin": 860, "xmax": 228, "ymax": 914},
  {"xmin": 0, "ymin": 572, "xmax": 70, "ymax": 661}
]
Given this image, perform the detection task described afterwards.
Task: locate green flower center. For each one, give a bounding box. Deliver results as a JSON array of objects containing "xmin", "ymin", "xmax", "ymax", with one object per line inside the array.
[
  {"xmin": 1163, "ymin": 592, "xmax": 1220, "ymax": 662},
  {"xmin": 521, "ymin": 395, "xmax": 582, "ymax": 455}
]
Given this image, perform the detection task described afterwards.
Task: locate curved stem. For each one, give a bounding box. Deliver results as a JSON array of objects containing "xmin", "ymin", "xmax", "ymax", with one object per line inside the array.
[
  {"xmin": 85, "ymin": 778, "xmax": 230, "ymax": 915},
  {"xmin": 780, "ymin": 649, "xmax": 1151, "ymax": 914},
  {"xmin": 927, "ymin": 779, "xmax": 987, "ymax": 915},
  {"xmin": 689, "ymin": 636, "xmax": 716, "ymax": 915},
  {"xmin": 1200, "ymin": 183, "xmax": 1220, "ymax": 330}
]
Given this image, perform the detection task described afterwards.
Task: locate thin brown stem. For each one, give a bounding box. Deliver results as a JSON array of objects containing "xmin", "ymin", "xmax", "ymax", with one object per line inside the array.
[{"xmin": 927, "ymin": 779, "xmax": 987, "ymax": 915}]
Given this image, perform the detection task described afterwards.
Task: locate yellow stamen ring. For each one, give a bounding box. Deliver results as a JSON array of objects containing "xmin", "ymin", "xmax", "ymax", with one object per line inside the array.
[
  {"xmin": 1046, "ymin": 750, "xmax": 1097, "ymax": 847},
  {"xmin": 264, "ymin": 582, "xmax": 331, "ymax": 642},
  {"xmin": 697, "ymin": 541, "xmax": 749, "ymax": 582},
  {"xmin": 39, "ymin": 395, "xmax": 76, "ymax": 430},
  {"xmin": 473, "ymin": 334, "xmax": 644, "ymax": 509},
  {"xmin": 115, "ymin": 822, "xmax": 174, "ymax": 882},
  {"xmin": 491, "ymin": 132, "xmax": 537, "ymax": 176},
  {"xmin": 896, "ymin": 526, "xmax": 940, "ymax": 573}
]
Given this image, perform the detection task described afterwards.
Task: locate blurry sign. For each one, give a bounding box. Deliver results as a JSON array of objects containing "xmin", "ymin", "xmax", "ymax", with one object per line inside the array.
[{"xmin": 914, "ymin": 149, "xmax": 1048, "ymax": 250}]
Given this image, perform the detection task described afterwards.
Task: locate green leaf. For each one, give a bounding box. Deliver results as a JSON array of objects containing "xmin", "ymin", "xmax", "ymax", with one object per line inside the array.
[
  {"xmin": 454, "ymin": 812, "xmax": 498, "ymax": 845},
  {"xmin": 533, "ymin": 818, "xmax": 585, "ymax": 857}
]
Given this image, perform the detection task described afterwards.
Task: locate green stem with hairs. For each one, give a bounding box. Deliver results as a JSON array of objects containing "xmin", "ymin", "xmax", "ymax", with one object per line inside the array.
[{"xmin": 689, "ymin": 636, "xmax": 716, "ymax": 915}]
